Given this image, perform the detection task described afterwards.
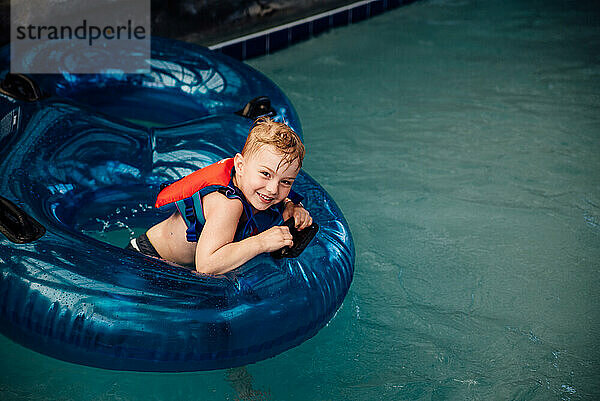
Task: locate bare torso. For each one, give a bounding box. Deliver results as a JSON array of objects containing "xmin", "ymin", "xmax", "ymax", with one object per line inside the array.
[{"xmin": 146, "ymin": 211, "xmax": 197, "ymax": 266}]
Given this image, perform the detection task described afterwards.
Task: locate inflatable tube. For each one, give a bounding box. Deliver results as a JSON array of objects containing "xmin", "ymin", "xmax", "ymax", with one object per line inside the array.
[{"xmin": 0, "ymin": 38, "xmax": 354, "ymax": 372}]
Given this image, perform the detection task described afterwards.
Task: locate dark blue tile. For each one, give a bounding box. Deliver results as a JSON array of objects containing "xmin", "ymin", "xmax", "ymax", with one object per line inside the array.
[
  {"xmin": 370, "ymin": 0, "xmax": 385, "ymax": 15},
  {"xmin": 220, "ymin": 0, "xmax": 416, "ymax": 60},
  {"xmin": 220, "ymin": 42, "xmax": 244, "ymax": 61},
  {"xmin": 268, "ymin": 29, "xmax": 289, "ymax": 53},
  {"xmin": 311, "ymin": 15, "xmax": 331, "ymax": 36},
  {"xmin": 291, "ymin": 22, "xmax": 310, "ymax": 44},
  {"xmin": 331, "ymin": 10, "xmax": 350, "ymax": 27},
  {"xmin": 245, "ymin": 36, "xmax": 267, "ymax": 59},
  {"xmin": 351, "ymin": 4, "xmax": 369, "ymax": 23}
]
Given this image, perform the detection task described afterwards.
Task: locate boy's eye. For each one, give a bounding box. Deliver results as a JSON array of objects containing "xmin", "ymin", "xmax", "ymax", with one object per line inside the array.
[
  {"xmin": 260, "ymin": 171, "xmax": 270, "ymax": 178},
  {"xmin": 281, "ymin": 180, "xmax": 292, "ymax": 186}
]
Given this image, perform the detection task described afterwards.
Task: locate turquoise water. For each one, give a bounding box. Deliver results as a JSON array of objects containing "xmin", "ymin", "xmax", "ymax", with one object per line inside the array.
[{"xmin": 2, "ymin": 0, "xmax": 600, "ymax": 399}]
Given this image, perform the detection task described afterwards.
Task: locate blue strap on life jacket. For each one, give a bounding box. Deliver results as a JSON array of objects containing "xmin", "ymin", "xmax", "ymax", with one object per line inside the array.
[{"xmin": 175, "ymin": 196, "xmax": 203, "ymax": 242}]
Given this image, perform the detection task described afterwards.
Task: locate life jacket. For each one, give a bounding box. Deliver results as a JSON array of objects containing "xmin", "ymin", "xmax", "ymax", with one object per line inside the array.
[{"xmin": 155, "ymin": 158, "xmax": 285, "ymax": 242}]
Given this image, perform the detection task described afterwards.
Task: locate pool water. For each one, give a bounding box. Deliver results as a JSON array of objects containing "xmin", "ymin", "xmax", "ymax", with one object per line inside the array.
[{"xmin": 2, "ymin": 0, "xmax": 600, "ymax": 399}]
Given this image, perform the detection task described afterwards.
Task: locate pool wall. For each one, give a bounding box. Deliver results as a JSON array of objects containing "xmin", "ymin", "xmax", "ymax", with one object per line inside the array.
[{"xmin": 209, "ymin": 0, "xmax": 416, "ymax": 60}]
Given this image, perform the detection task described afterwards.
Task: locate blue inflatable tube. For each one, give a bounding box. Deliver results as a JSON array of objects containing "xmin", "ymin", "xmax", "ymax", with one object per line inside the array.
[{"xmin": 0, "ymin": 38, "xmax": 354, "ymax": 371}]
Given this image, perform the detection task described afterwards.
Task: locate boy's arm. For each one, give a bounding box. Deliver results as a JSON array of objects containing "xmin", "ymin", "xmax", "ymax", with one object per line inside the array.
[{"xmin": 194, "ymin": 192, "xmax": 293, "ymax": 274}]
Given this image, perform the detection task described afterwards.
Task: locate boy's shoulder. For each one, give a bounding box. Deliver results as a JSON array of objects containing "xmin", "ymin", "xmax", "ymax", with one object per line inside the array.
[{"xmin": 202, "ymin": 190, "xmax": 244, "ymax": 219}]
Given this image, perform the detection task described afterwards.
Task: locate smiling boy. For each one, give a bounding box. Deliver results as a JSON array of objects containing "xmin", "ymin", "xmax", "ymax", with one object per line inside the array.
[{"xmin": 127, "ymin": 117, "xmax": 312, "ymax": 274}]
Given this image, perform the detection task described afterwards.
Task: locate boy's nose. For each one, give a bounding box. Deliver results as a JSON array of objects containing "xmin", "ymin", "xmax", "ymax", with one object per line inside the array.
[{"xmin": 265, "ymin": 181, "xmax": 278, "ymax": 195}]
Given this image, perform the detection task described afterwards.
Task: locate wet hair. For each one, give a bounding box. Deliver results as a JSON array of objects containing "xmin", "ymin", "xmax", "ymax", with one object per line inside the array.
[{"xmin": 241, "ymin": 117, "xmax": 305, "ymax": 169}]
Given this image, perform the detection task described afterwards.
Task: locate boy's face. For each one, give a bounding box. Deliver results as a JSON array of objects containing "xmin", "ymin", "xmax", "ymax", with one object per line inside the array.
[{"xmin": 234, "ymin": 145, "xmax": 300, "ymax": 212}]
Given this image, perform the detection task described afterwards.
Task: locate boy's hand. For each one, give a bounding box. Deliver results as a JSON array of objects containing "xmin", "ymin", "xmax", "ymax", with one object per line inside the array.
[
  {"xmin": 282, "ymin": 202, "xmax": 313, "ymax": 230},
  {"xmin": 257, "ymin": 225, "xmax": 294, "ymax": 253}
]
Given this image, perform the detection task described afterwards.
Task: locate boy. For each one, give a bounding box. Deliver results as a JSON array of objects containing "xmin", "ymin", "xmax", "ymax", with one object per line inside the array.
[{"xmin": 128, "ymin": 117, "xmax": 312, "ymax": 274}]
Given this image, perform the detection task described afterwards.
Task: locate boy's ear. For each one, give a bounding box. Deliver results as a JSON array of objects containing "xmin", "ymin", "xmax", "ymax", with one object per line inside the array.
[{"xmin": 233, "ymin": 153, "xmax": 244, "ymax": 175}]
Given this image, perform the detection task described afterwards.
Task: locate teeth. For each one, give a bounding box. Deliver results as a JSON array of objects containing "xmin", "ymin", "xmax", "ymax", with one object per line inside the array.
[{"xmin": 259, "ymin": 193, "xmax": 273, "ymax": 201}]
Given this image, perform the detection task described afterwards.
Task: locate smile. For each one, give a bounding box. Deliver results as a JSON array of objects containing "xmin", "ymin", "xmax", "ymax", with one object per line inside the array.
[{"xmin": 257, "ymin": 193, "xmax": 274, "ymax": 203}]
